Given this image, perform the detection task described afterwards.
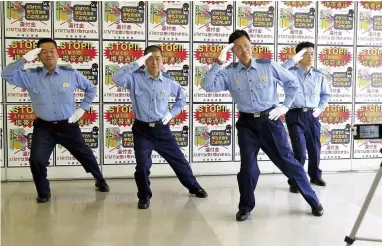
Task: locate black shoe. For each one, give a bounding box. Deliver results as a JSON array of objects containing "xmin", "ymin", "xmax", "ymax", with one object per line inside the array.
[
  {"xmin": 138, "ymin": 200, "xmax": 150, "ymax": 209},
  {"xmin": 312, "ymin": 204, "xmax": 324, "ymax": 217},
  {"xmin": 95, "ymin": 179, "xmax": 110, "ymax": 192},
  {"xmin": 289, "ymin": 185, "xmax": 299, "ymax": 193},
  {"xmin": 190, "ymin": 188, "xmax": 208, "ymax": 198},
  {"xmin": 310, "ymin": 178, "xmax": 326, "ymax": 187},
  {"xmin": 236, "ymin": 211, "xmax": 250, "ymax": 221},
  {"xmin": 36, "ymin": 194, "xmax": 51, "ymax": 203}
]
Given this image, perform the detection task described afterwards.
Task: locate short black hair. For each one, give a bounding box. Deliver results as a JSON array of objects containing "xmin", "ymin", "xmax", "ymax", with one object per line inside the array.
[
  {"xmin": 37, "ymin": 38, "xmax": 57, "ymax": 48},
  {"xmin": 228, "ymin": 30, "xmax": 250, "ymax": 44},
  {"xmin": 296, "ymin": 42, "xmax": 314, "ymax": 53},
  {"xmin": 144, "ymin": 45, "xmax": 162, "ymax": 55}
]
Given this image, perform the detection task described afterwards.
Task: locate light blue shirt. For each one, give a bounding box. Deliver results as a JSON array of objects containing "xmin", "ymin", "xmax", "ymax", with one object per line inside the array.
[
  {"xmin": 282, "ymin": 59, "xmax": 330, "ymax": 111},
  {"xmin": 112, "ymin": 62, "xmax": 186, "ymax": 122},
  {"xmin": 1, "ymin": 60, "xmax": 96, "ymax": 121},
  {"xmin": 201, "ymin": 57, "xmax": 298, "ymax": 113}
]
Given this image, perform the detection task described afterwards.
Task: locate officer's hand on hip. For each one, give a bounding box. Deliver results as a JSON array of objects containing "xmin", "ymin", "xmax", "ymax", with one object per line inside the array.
[
  {"xmin": 292, "ymin": 48, "xmax": 307, "ymax": 63},
  {"xmin": 23, "ymin": 48, "xmax": 42, "ymax": 62},
  {"xmin": 268, "ymin": 104, "xmax": 288, "ymax": 121},
  {"xmin": 68, "ymin": 108, "xmax": 85, "ymax": 123},
  {"xmin": 312, "ymin": 108, "xmax": 322, "ymax": 118},
  {"xmin": 136, "ymin": 52, "xmax": 152, "ymax": 67},
  {"xmin": 162, "ymin": 112, "xmax": 172, "ymax": 125},
  {"xmin": 215, "ymin": 43, "xmax": 234, "ymax": 65}
]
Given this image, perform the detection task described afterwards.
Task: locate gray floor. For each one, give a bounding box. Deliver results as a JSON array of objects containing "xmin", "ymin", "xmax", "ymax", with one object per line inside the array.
[{"xmin": 2, "ymin": 172, "xmax": 382, "ymax": 246}]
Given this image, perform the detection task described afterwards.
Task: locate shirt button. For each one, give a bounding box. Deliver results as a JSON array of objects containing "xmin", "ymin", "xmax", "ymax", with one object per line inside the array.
[
  {"xmin": 252, "ymin": 100, "xmax": 254, "ymax": 102},
  {"xmin": 152, "ymin": 99, "xmax": 154, "ymax": 101},
  {"xmin": 251, "ymin": 90, "xmax": 253, "ymax": 92}
]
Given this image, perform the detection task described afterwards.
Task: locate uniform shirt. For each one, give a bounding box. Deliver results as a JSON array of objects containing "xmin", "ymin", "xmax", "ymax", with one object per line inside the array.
[
  {"xmin": 201, "ymin": 57, "xmax": 298, "ymax": 113},
  {"xmin": 1, "ymin": 60, "xmax": 96, "ymax": 121},
  {"xmin": 112, "ymin": 62, "xmax": 186, "ymax": 123},
  {"xmin": 282, "ymin": 59, "xmax": 330, "ymax": 111}
]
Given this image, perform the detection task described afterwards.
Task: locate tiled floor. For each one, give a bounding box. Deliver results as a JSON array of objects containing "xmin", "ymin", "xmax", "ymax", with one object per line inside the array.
[{"xmin": 2, "ymin": 172, "xmax": 382, "ymax": 246}]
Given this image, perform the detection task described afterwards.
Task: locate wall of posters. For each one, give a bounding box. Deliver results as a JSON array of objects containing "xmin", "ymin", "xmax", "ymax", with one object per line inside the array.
[{"xmin": 1, "ymin": 1, "xmax": 381, "ymax": 180}]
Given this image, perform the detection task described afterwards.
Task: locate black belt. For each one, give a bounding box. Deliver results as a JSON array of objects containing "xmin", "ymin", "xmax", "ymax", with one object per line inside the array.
[
  {"xmin": 134, "ymin": 119, "xmax": 163, "ymax": 127},
  {"xmin": 239, "ymin": 107, "xmax": 274, "ymax": 119},
  {"xmin": 36, "ymin": 118, "xmax": 69, "ymax": 124},
  {"xmin": 289, "ymin": 107, "xmax": 314, "ymax": 113}
]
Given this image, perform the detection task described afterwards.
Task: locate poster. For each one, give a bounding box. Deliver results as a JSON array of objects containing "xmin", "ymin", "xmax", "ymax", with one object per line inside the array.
[
  {"xmin": 193, "ymin": 1, "xmax": 234, "ymax": 42},
  {"xmin": 148, "ymin": 42, "xmax": 190, "ymax": 102},
  {"xmin": 192, "ymin": 104, "xmax": 233, "ymax": 162},
  {"xmin": 103, "ymin": 1, "xmax": 146, "ymax": 40},
  {"xmin": 278, "ymin": 1, "xmax": 316, "ymax": 44},
  {"xmin": 57, "ymin": 40, "xmax": 100, "ymax": 102},
  {"xmin": 102, "ymin": 41, "xmax": 145, "ymax": 102},
  {"xmin": 5, "ymin": 39, "xmax": 41, "ymax": 102},
  {"xmin": 148, "ymin": 1, "xmax": 190, "ymax": 42},
  {"xmin": 353, "ymin": 104, "xmax": 382, "ymax": 158},
  {"xmin": 7, "ymin": 105, "xmax": 53, "ymax": 167},
  {"xmin": 192, "ymin": 43, "xmax": 233, "ymax": 102},
  {"xmin": 316, "ymin": 46, "xmax": 353, "ymax": 102},
  {"xmin": 55, "ymin": 104, "xmax": 100, "ymax": 166},
  {"xmin": 319, "ymin": 104, "xmax": 352, "ymax": 159},
  {"xmin": 317, "ymin": 1, "xmax": 354, "ymax": 45},
  {"xmin": 355, "ymin": 47, "xmax": 382, "ymax": 102},
  {"xmin": 0, "ymin": 107, "xmax": 3, "ymax": 167},
  {"xmin": 357, "ymin": 1, "xmax": 382, "ymax": 46},
  {"xmin": 4, "ymin": 1, "xmax": 52, "ymax": 38},
  {"xmin": 152, "ymin": 104, "xmax": 190, "ymax": 163},
  {"xmin": 236, "ymin": 1, "xmax": 275, "ymax": 43},
  {"xmin": 54, "ymin": 1, "xmax": 99, "ymax": 39},
  {"xmin": 103, "ymin": 104, "xmax": 135, "ymax": 165}
]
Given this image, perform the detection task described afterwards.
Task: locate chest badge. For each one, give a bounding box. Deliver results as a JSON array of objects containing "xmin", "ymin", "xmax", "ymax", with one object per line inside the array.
[
  {"xmin": 62, "ymin": 82, "xmax": 70, "ymax": 88},
  {"xmin": 161, "ymin": 90, "xmax": 167, "ymax": 96},
  {"xmin": 260, "ymin": 76, "xmax": 267, "ymax": 83},
  {"xmin": 236, "ymin": 80, "xmax": 240, "ymax": 84}
]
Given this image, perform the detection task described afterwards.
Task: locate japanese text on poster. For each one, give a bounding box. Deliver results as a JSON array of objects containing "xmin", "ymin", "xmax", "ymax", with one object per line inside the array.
[
  {"xmin": 193, "ymin": 43, "xmax": 233, "ymax": 102},
  {"xmin": 103, "ymin": 1, "xmax": 145, "ymax": 40}
]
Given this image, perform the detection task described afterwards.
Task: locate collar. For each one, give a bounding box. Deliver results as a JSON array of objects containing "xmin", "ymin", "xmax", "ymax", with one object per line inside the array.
[
  {"xmin": 237, "ymin": 57, "xmax": 258, "ymax": 71},
  {"xmin": 144, "ymin": 70, "xmax": 163, "ymax": 82},
  {"xmin": 42, "ymin": 66, "xmax": 61, "ymax": 76},
  {"xmin": 297, "ymin": 65, "xmax": 313, "ymax": 77}
]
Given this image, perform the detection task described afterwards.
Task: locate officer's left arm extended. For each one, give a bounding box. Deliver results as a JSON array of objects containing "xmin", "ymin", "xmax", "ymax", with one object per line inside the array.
[
  {"xmin": 169, "ymin": 79, "xmax": 186, "ymax": 117},
  {"xmin": 318, "ymin": 75, "xmax": 330, "ymax": 111},
  {"xmin": 201, "ymin": 63, "xmax": 230, "ymax": 92},
  {"xmin": 74, "ymin": 69, "xmax": 97, "ymax": 111},
  {"xmin": 270, "ymin": 60, "xmax": 298, "ymax": 108}
]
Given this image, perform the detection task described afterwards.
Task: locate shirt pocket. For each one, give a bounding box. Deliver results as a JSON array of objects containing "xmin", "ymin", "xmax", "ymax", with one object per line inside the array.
[
  {"xmin": 31, "ymin": 88, "xmax": 48, "ymax": 105},
  {"xmin": 134, "ymin": 86, "xmax": 148, "ymax": 99},
  {"xmin": 58, "ymin": 86, "xmax": 74, "ymax": 103},
  {"xmin": 231, "ymin": 81, "xmax": 248, "ymax": 92},
  {"xmin": 307, "ymin": 81, "xmax": 320, "ymax": 94}
]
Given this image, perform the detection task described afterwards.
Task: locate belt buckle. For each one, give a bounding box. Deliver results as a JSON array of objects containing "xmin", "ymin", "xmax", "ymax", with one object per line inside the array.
[
  {"xmin": 253, "ymin": 113, "xmax": 261, "ymax": 118},
  {"xmin": 149, "ymin": 122, "xmax": 156, "ymax": 127},
  {"xmin": 302, "ymin": 108, "xmax": 308, "ymax": 112},
  {"xmin": 53, "ymin": 121, "xmax": 58, "ymax": 124}
]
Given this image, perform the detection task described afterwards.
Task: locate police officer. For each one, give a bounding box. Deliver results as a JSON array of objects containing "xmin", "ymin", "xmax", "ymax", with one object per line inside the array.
[
  {"xmin": 282, "ymin": 42, "xmax": 330, "ymax": 193},
  {"xmin": 1, "ymin": 38, "xmax": 109, "ymax": 203},
  {"xmin": 201, "ymin": 30, "xmax": 323, "ymax": 221},
  {"xmin": 112, "ymin": 45, "xmax": 207, "ymax": 209}
]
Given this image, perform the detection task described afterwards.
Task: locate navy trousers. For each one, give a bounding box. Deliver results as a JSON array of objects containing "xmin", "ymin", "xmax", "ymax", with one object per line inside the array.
[
  {"xmin": 132, "ymin": 120, "xmax": 201, "ymax": 201},
  {"xmin": 236, "ymin": 112, "xmax": 320, "ymax": 213},
  {"xmin": 285, "ymin": 109, "xmax": 322, "ymax": 181},
  {"xmin": 30, "ymin": 118, "xmax": 104, "ymax": 198}
]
